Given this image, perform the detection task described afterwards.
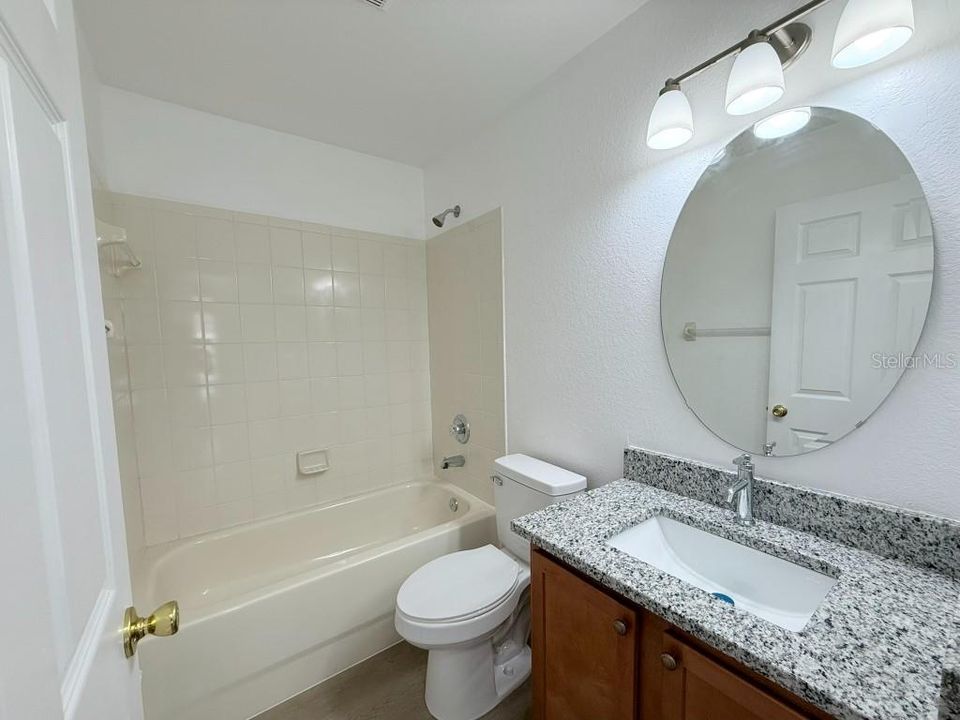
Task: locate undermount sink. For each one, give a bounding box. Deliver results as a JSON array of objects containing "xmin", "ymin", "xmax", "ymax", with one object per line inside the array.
[{"xmin": 605, "ymin": 515, "xmax": 837, "ymax": 632}]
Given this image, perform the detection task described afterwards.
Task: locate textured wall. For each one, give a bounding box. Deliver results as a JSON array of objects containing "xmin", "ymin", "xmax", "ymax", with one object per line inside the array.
[{"xmin": 423, "ymin": 0, "xmax": 960, "ymax": 518}]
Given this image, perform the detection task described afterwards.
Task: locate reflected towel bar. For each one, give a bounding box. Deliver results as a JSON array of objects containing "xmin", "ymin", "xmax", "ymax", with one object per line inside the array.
[{"xmin": 682, "ymin": 322, "xmax": 771, "ymax": 341}]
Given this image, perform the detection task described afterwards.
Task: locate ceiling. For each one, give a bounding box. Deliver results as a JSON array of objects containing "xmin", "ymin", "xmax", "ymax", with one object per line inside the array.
[{"xmin": 76, "ymin": 0, "xmax": 648, "ymax": 166}]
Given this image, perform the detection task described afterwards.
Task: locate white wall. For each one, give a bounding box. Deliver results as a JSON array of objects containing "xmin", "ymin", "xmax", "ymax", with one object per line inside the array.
[
  {"xmin": 97, "ymin": 86, "xmax": 425, "ymax": 239},
  {"xmin": 423, "ymin": 0, "xmax": 960, "ymax": 518}
]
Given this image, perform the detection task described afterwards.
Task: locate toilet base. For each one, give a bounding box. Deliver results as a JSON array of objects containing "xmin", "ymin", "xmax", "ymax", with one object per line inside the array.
[{"xmin": 424, "ymin": 643, "xmax": 531, "ymax": 720}]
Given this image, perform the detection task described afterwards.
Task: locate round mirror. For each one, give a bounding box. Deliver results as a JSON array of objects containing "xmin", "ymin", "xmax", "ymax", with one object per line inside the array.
[{"xmin": 661, "ymin": 107, "xmax": 934, "ymax": 457}]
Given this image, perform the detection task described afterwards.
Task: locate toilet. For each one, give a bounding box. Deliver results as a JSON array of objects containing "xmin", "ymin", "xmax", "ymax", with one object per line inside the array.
[{"xmin": 395, "ymin": 454, "xmax": 586, "ymax": 720}]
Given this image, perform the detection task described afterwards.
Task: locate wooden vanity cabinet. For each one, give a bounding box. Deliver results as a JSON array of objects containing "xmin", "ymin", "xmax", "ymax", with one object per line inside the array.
[{"xmin": 531, "ymin": 550, "xmax": 834, "ymax": 720}]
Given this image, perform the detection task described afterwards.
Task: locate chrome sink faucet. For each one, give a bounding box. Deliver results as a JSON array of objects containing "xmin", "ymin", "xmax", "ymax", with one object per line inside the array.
[{"xmin": 726, "ymin": 454, "xmax": 755, "ymax": 526}]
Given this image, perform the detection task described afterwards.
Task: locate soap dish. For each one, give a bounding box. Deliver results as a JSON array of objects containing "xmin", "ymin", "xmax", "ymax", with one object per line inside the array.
[{"xmin": 297, "ymin": 449, "xmax": 330, "ymax": 476}]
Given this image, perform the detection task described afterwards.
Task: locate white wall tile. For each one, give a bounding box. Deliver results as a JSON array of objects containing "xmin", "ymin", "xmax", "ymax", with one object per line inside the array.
[
  {"xmin": 240, "ymin": 304, "xmax": 276, "ymax": 341},
  {"xmin": 211, "ymin": 424, "xmax": 250, "ymax": 464},
  {"xmin": 277, "ymin": 342, "xmax": 309, "ymax": 379},
  {"xmin": 169, "ymin": 387, "xmax": 210, "ymax": 427},
  {"xmin": 128, "ymin": 346, "xmax": 165, "ymax": 389},
  {"xmin": 202, "ymin": 302, "xmax": 243, "ymax": 342},
  {"xmin": 270, "ymin": 227, "xmax": 302, "ymax": 266},
  {"xmin": 272, "ymin": 266, "xmax": 305, "ymax": 305},
  {"xmin": 235, "ymin": 223, "xmax": 271, "ymax": 264},
  {"xmin": 197, "ymin": 217, "xmax": 235, "ymax": 262},
  {"xmin": 122, "ymin": 300, "xmax": 162, "ymax": 343},
  {"xmin": 243, "ymin": 343, "xmax": 278, "ymax": 382},
  {"xmin": 306, "ymin": 306, "xmax": 335, "ymax": 341},
  {"xmin": 172, "ymin": 426, "xmax": 213, "ymax": 470},
  {"xmin": 333, "ymin": 272, "xmax": 360, "ymax": 307},
  {"xmin": 334, "ymin": 308, "xmax": 363, "ymax": 342},
  {"xmin": 304, "ymin": 269, "xmax": 334, "ymax": 306},
  {"xmin": 302, "ymin": 231, "xmax": 332, "ymax": 270},
  {"xmin": 156, "ymin": 210, "xmax": 197, "ymax": 259},
  {"xmin": 358, "ymin": 240, "xmax": 384, "ymax": 275},
  {"xmin": 279, "ymin": 379, "xmax": 312, "ymax": 417},
  {"xmin": 275, "ymin": 305, "xmax": 306, "ymax": 341},
  {"xmin": 163, "ymin": 344, "xmax": 207, "ymax": 386},
  {"xmin": 331, "ymin": 235, "xmax": 359, "ymax": 272},
  {"xmin": 199, "ymin": 261, "xmax": 239, "ymax": 303},
  {"xmin": 214, "ymin": 460, "xmax": 253, "ymax": 504},
  {"xmin": 160, "ymin": 301, "xmax": 204, "ymax": 341},
  {"xmin": 205, "ymin": 343, "xmax": 245, "ymax": 385},
  {"xmin": 103, "ymin": 195, "xmax": 432, "ymax": 546},
  {"xmin": 157, "ymin": 259, "xmax": 201, "ymax": 301},
  {"xmin": 308, "ymin": 342, "xmax": 338, "ymax": 378},
  {"xmin": 246, "ymin": 381, "xmax": 281, "ymax": 420},
  {"xmin": 237, "ymin": 263, "xmax": 273, "ymax": 303},
  {"xmin": 208, "ymin": 384, "xmax": 248, "ymax": 425},
  {"xmin": 360, "ymin": 274, "xmax": 385, "ymax": 308},
  {"xmin": 336, "ymin": 342, "xmax": 364, "ymax": 376}
]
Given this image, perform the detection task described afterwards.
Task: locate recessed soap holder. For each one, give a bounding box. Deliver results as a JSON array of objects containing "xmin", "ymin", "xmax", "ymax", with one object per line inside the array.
[{"xmin": 297, "ymin": 449, "xmax": 330, "ymax": 476}]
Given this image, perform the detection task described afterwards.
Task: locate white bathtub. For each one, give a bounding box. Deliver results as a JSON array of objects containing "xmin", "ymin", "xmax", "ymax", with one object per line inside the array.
[{"xmin": 136, "ymin": 480, "xmax": 496, "ymax": 720}]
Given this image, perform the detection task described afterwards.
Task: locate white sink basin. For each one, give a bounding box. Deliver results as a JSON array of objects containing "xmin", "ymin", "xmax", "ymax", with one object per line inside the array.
[{"xmin": 605, "ymin": 515, "xmax": 837, "ymax": 632}]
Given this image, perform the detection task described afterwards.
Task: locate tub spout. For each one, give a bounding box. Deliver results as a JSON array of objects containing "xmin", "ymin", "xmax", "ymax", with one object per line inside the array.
[{"xmin": 441, "ymin": 455, "xmax": 465, "ymax": 469}]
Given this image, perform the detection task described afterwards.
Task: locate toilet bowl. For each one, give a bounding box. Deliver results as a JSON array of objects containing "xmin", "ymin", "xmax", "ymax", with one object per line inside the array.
[
  {"xmin": 396, "ymin": 545, "xmax": 532, "ymax": 720},
  {"xmin": 395, "ymin": 454, "xmax": 586, "ymax": 720}
]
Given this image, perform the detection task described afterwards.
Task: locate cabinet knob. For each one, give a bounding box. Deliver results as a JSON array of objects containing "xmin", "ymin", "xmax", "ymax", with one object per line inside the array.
[
  {"xmin": 613, "ymin": 619, "xmax": 628, "ymax": 636},
  {"xmin": 660, "ymin": 653, "xmax": 678, "ymax": 671}
]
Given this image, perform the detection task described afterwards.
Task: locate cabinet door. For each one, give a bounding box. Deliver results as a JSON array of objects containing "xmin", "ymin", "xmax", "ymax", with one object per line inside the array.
[
  {"xmin": 660, "ymin": 634, "xmax": 814, "ymax": 720},
  {"xmin": 532, "ymin": 551, "xmax": 637, "ymax": 720}
]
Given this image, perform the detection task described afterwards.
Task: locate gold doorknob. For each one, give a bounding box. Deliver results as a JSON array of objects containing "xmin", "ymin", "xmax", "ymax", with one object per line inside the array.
[
  {"xmin": 613, "ymin": 619, "xmax": 628, "ymax": 636},
  {"xmin": 660, "ymin": 653, "xmax": 678, "ymax": 671},
  {"xmin": 122, "ymin": 601, "xmax": 179, "ymax": 658},
  {"xmin": 771, "ymin": 404, "xmax": 788, "ymax": 418}
]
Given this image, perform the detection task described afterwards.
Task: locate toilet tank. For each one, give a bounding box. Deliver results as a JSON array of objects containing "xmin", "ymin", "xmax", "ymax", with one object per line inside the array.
[{"xmin": 492, "ymin": 454, "xmax": 587, "ymax": 562}]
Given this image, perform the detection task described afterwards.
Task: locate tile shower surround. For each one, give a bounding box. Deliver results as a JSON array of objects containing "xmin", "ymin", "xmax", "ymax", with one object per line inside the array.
[{"xmin": 100, "ymin": 194, "xmax": 432, "ymax": 546}]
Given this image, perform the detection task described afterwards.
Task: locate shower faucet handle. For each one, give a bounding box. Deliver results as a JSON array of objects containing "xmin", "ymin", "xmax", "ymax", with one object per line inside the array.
[{"xmin": 449, "ymin": 414, "xmax": 470, "ymax": 444}]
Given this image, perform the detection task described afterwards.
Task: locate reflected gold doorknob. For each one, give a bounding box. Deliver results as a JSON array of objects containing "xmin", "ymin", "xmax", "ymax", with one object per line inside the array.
[
  {"xmin": 771, "ymin": 404, "xmax": 788, "ymax": 418},
  {"xmin": 122, "ymin": 600, "xmax": 179, "ymax": 658}
]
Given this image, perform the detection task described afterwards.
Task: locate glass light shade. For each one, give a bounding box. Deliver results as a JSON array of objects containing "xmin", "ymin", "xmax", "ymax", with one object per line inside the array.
[
  {"xmin": 725, "ymin": 40, "xmax": 785, "ymax": 116},
  {"xmin": 833, "ymin": 0, "xmax": 914, "ymax": 69},
  {"xmin": 753, "ymin": 107, "xmax": 812, "ymax": 139},
  {"xmin": 647, "ymin": 87, "xmax": 694, "ymax": 150}
]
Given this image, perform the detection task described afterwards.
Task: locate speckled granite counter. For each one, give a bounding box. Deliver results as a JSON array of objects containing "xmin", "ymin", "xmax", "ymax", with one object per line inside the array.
[
  {"xmin": 513, "ymin": 480, "xmax": 960, "ymax": 720},
  {"xmin": 942, "ymin": 639, "xmax": 960, "ymax": 719}
]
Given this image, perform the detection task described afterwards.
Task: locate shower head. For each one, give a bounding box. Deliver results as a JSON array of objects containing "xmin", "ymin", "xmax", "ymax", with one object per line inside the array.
[{"xmin": 432, "ymin": 205, "xmax": 461, "ymax": 228}]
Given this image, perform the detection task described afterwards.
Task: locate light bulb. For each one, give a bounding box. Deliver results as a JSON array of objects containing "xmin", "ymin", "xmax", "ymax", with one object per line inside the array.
[
  {"xmin": 726, "ymin": 37, "xmax": 785, "ymax": 116},
  {"xmin": 647, "ymin": 84, "xmax": 694, "ymax": 150},
  {"xmin": 833, "ymin": 0, "xmax": 914, "ymax": 69}
]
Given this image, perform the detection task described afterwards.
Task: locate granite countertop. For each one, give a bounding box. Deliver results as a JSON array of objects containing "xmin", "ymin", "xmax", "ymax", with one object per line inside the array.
[{"xmin": 513, "ymin": 480, "xmax": 960, "ymax": 720}]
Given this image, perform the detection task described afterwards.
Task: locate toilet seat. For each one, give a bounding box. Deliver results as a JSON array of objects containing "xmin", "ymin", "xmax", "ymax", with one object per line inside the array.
[
  {"xmin": 395, "ymin": 545, "xmax": 530, "ymax": 647},
  {"xmin": 397, "ymin": 545, "xmax": 521, "ymax": 623}
]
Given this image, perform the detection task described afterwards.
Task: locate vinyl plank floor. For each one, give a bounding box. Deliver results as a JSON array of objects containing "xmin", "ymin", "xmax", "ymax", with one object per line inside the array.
[{"xmin": 254, "ymin": 642, "xmax": 531, "ymax": 720}]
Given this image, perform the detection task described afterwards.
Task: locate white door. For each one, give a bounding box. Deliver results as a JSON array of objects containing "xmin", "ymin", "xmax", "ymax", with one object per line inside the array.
[
  {"xmin": 767, "ymin": 178, "xmax": 933, "ymax": 454},
  {"xmin": 0, "ymin": 0, "xmax": 143, "ymax": 718}
]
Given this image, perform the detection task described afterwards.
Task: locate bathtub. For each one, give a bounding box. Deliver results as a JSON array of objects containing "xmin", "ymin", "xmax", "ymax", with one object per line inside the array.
[{"xmin": 136, "ymin": 480, "xmax": 496, "ymax": 720}]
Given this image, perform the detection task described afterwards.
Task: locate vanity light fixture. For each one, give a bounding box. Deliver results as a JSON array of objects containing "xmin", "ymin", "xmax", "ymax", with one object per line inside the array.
[
  {"xmin": 752, "ymin": 106, "xmax": 812, "ymax": 139},
  {"xmin": 646, "ymin": 82, "xmax": 694, "ymax": 150},
  {"xmin": 725, "ymin": 32, "xmax": 785, "ymax": 116},
  {"xmin": 832, "ymin": 0, "xmax": 915, "ymax": 69},
  {"xmin": 645, "ymin": 0, "xmax": 915, "ymax": 150}
]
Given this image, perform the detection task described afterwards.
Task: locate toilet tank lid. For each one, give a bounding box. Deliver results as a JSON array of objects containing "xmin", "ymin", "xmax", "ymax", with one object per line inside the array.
[{"xmin": 493, "ymin": 454, "xmax": 586, "ymax": 496}]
